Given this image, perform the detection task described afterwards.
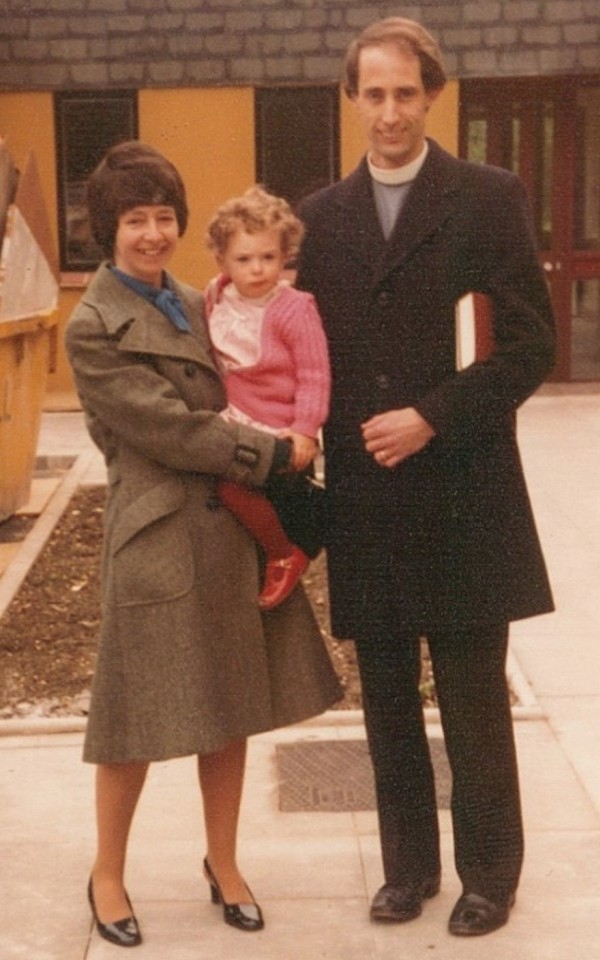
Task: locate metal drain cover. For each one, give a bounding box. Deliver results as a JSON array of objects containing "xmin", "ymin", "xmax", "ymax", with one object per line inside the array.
[{"xmin": 276, "ymin": 738, "xmax": 451, "ymax": 812}]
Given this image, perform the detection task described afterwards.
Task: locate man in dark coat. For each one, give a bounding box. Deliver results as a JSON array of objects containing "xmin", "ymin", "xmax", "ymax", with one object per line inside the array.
[{"xmin": 296, "ymin": 17, "xmax": 555, "ymax": 938}]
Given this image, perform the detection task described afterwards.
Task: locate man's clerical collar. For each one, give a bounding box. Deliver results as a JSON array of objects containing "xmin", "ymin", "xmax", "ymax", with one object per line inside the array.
[{"xmin": 368, "ymin": 141, "xmax": 429, "ymax": 185}]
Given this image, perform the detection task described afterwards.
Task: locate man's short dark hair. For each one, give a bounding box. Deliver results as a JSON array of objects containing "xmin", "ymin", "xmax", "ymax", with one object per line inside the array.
[
  {"xmin": 87, "ymin": 140, "xmax": 189, "ymax": 258},
  {"xmin": 343, "ymin": 17, "xmax": 447, "ymax": 97}
]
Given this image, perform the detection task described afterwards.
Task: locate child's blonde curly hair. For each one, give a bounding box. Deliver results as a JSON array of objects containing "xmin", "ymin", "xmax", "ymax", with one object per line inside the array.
[{"xmin": 206, "ymin": 185, "xmax": 304, "ymax": 260}]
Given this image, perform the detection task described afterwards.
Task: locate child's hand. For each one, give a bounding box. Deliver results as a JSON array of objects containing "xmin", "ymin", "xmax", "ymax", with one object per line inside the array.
[{"xmin": 279, "ymin": 431, "xmax": 319, "ymax": 471}]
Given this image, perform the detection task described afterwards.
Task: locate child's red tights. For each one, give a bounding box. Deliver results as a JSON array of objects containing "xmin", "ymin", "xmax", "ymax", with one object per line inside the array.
[
  {"xmin": 217, "ymin": 480, "xmax": 293, "ymax": 558},
  {"xmin": 217, "ymin": 480, "xmax": 309, "ymax": 609}
]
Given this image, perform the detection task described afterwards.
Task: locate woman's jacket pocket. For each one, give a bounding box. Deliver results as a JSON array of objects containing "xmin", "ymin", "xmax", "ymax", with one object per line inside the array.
[{"xmin": 110, "ymin": 481, "xmax": 194, "ymax": 607}]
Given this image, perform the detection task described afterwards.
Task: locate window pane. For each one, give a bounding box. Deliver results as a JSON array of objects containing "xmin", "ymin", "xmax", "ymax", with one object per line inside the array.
[
  {"xmin": 539, "ymin": 102, "xmax": 554, "ymax": 248},
  {"xmin": 511, "ymin": 113, "xmax": 521, "ymax": 176},
  {"xmin": 55, "ymin": 91, "xmax": 138, "ymax": 271},
  {"xmin": 465, "ymin": 110, "xmax": 487, "ymax": 164},
  {"xmin": 571, "ymin": 278, "xmax": 600, "ymax": 379},
  {"xmin": 574, "ymin": 86, "xmax": 600, "ymax": 251}
]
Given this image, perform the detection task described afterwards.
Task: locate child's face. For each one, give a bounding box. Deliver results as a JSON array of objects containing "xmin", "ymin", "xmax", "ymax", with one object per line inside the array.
[
  {"xmin": 218, "ymin": 228, "xmax": 286, "ymax": 299},
  {"xmin": 114, "ymin": 204, "xmax": 179, "ymax": 286}
]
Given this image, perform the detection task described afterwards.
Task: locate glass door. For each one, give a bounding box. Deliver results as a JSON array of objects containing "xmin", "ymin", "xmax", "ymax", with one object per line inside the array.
[
  {"xmin": 571, "ymin": 85, "xmax": 600, "ymax": 379},
  {"xmin": 460, "ymin": 77, "xmax": 600, "ymax": 381}
]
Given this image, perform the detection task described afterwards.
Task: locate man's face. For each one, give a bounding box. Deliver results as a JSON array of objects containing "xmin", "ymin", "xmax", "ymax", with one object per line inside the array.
[{"xmin": 352, "ymin": 42, "xmax": 440, "ymax": 169}]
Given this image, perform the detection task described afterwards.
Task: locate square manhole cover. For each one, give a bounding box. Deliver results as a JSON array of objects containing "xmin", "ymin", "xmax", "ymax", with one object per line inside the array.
[{"xmin": 276, "ymin": 739, "xmax": 451, "ymax": 812}]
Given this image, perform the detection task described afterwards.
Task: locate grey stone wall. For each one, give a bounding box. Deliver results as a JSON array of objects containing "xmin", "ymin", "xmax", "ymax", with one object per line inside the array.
[{"xmin": 0, "ymin": 0, "xmax": 598, "ymax": 91}]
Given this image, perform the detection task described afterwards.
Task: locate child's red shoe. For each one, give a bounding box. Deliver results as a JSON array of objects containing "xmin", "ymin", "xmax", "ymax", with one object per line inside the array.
[{"xmin": 258, "ymin": 546, "xmax": 309, "ymax": 610}]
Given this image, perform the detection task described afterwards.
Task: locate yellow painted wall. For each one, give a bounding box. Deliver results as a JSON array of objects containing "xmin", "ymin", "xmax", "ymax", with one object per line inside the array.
[
  {"xmin": 139, "ymin": 87, "xmax": 255, "ymax": 291},
  {"xmin": 1, "ymin": 87, "xmax": 256, "ymax": 408},
  {"xmin": 340, "ymin": 79, "xmax": 459, "ymax": 173},
  {"xmin": 1, "ymin": 81, "xmax": 459, "ymax": 411},
  {"xmin": 0, "ymin": 92, "xmax": 57, "ymax": 230}
]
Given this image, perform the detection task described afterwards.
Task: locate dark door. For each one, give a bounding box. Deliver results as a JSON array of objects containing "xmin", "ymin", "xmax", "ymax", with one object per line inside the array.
[
  {"xmin": 460, "ymin": 77, "xmax": 600, "ymax": 381},
  {"xmin": 255, "ymin": 86, "xmax": 340, "ymax": 210}
]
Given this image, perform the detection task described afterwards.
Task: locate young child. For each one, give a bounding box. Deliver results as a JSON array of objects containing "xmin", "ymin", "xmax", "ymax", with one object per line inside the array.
[{"xmin": 205, "ymin": 185, "xmax": 330, "ymax": 610}]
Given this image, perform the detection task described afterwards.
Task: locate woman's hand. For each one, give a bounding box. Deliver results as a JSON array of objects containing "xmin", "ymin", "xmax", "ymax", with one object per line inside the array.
[
  {"xmin": 278, "ymin": 431, "xmax": 319, "ymax": 471},
  {"xmin": 362, "ymin": 407, "xmax": 435, "ymax": 468}
]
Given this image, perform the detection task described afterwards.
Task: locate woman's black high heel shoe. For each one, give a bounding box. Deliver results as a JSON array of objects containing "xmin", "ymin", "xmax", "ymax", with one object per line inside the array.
[
  {"xmin": 203, "ymin": 857, "xmax": 264, "ymax": 932},
  {"xmin": 87, "ymin": 877, "xmax": 142, "ymax": 948}
]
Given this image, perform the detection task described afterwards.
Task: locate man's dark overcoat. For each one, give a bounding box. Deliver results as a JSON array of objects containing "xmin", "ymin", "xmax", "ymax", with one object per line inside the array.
[{"xmin": 297, "ymin": 140, "xmax": 555, "ymax": 639}]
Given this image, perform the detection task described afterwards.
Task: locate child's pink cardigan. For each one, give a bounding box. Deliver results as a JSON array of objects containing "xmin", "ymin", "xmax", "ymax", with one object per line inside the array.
[{"xmin": 205, "ymin": 275, "xmax": 331, "ymax": 438}]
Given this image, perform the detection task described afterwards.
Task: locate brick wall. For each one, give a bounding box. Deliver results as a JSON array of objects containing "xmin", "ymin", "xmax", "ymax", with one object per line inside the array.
[{"xmin": 1, "ymin": 0, "xmax": 599, "ymax": 90}]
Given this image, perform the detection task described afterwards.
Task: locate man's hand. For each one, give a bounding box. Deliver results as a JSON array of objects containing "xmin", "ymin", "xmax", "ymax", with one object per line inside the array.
[
  {"xmin": 362, "ymin": 407, "xmax": 435, "ymax": 468},
  {"xmin": 278, "ymin": 431, "xmax": 319, "ymax": 471}
]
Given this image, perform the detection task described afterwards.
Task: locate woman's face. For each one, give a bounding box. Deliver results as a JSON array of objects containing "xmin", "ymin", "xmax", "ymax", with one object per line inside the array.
[{"xmin": 113, "ymin": 204, "xmax": 179, "ymax": 286}]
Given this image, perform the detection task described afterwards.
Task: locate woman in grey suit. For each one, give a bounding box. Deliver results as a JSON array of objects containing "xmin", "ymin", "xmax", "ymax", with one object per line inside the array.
[{"xmin": 65, "ymin": 141, "xmax": 340, "ymax": 948}]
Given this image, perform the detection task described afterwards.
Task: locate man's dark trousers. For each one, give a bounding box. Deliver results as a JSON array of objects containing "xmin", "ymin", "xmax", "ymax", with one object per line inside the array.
[{"xmin": 355, "ymin": 623, "xmax": 523, "ymax": 901}]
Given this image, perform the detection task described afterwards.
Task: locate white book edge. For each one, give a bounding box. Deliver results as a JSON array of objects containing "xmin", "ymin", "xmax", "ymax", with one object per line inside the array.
[{"xmin": 455, "ymin": 292, "xmax": 476, "ymax": 371}]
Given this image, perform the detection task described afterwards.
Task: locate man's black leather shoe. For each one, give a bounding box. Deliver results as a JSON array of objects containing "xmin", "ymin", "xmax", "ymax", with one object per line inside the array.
[
  {"xmin": 448, "ymin": 891, "xmax": 516, "ymax": 937},
  {"xmin": 370, "ymin": 875, "xmax": 441, "ymax": 923}
]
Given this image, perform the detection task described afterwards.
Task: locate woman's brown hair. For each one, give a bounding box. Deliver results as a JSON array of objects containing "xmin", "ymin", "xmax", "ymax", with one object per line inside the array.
[{"xmin": 87, "ymin": 140, "xmax": 188, "ymax": 258}]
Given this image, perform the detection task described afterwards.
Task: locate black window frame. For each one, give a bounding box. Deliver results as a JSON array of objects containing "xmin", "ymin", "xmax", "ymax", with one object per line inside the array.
[{"xmin": 54, "ymin": 89, "xmax": 138, "ymax": 272}]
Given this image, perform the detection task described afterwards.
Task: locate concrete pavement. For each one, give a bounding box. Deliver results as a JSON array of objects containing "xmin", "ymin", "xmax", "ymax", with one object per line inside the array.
[{"xmin": 1, "ymin": 385, "xmax": 600, "ymax": 959}]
